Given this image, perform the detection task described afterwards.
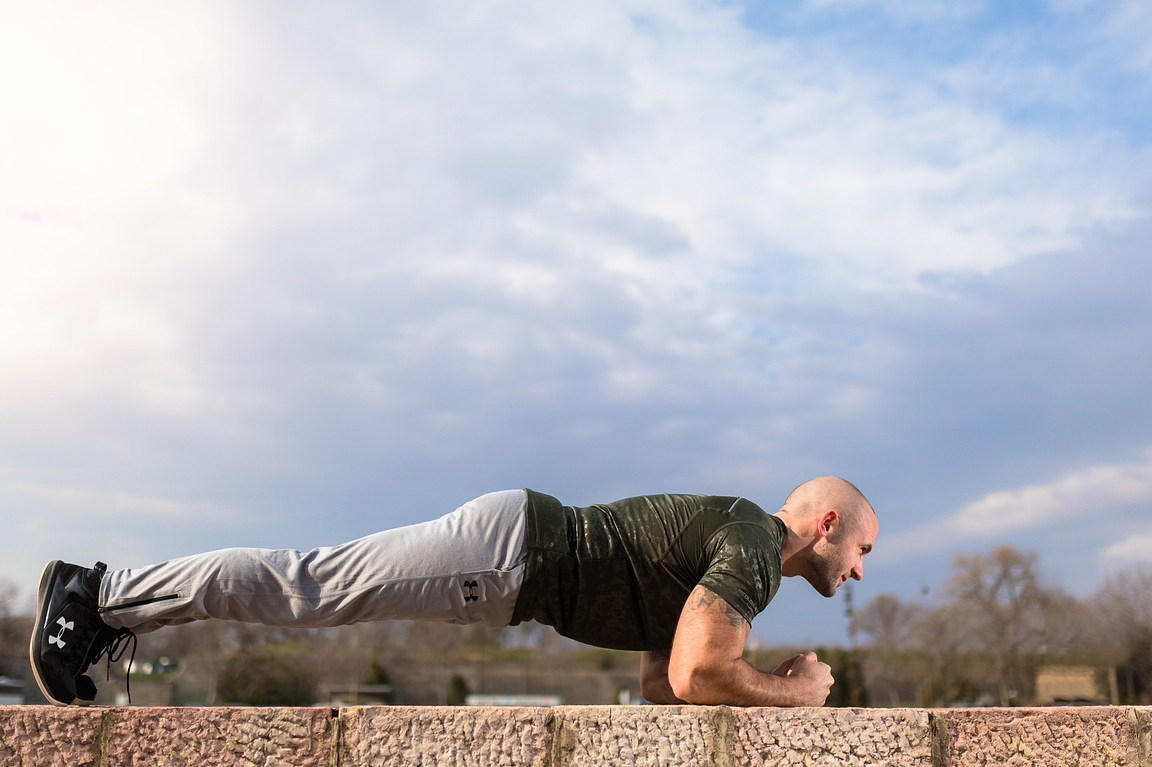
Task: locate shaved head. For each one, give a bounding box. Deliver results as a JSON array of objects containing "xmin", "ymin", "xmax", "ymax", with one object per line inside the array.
[{"xmin": 781, "ymin": 476, "xmax": 874, "ymax": 534}]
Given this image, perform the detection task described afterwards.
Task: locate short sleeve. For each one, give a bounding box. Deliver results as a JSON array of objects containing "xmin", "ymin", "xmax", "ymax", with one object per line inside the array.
[{"xmin": 695, "ymin": 523, "xmax": 782, "ymax": 626}]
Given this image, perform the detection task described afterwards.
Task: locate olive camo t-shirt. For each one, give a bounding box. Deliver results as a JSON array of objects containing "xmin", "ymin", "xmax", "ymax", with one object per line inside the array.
[{"xmin": 509, "ymin": 489, "xmax": 785, "ymax": 651}]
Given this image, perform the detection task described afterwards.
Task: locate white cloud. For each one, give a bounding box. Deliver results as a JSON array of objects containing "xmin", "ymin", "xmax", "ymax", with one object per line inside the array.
[
  {"xmin": 0, "ymin": 2, "xmax": 1145, "ymax": 438},
  {"xmin": 553, "ymin": 4, "xmax": 1141, "ymax": 288},
  {"xmin": 950, "ymin": 450, "xmax": 1152, "ymax": 535},
  {"xmin": 0, "ymin": 2, "xmax": 1145, "ymax": 483},
  {"xmin": 1102, "ymin": 525, "xmax": 1152, "ymax": 563}
]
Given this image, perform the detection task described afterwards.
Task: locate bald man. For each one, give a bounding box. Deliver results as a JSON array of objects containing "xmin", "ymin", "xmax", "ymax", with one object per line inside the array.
[{"xmin": 31, "ymin": 477, "xmax": 877, "ymax": 707}]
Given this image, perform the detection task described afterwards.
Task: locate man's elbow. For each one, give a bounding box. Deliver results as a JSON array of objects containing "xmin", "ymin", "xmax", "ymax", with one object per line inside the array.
[{"xmin": 667, "ymin": 663, "xmax": 727, "ymax": 705}]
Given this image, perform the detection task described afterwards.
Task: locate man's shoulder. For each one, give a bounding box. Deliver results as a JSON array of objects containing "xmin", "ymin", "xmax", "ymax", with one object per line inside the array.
[{"xmin": 602, "ymin": 492, "xmax": 763, "ymax": 513}]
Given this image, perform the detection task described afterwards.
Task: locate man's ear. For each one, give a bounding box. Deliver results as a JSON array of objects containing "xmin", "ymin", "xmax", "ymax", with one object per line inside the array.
[{"xmin": 818, "ymin": 509, "xmax": 839, "ymax": 538}]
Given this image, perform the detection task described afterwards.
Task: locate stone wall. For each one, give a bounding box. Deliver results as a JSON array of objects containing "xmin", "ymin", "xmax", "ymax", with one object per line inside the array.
[{"xmin": 2, "ymin": 705, "xmax": 1150, "ymax": 766}]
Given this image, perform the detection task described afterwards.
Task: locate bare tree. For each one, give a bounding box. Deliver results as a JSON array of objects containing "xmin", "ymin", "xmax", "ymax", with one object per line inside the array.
[
  {"xmin": 910, "ymin": 601, "xmax": 980, "ymax": 705},
  {"xmin": 852, "ymin": 593, "xmax": 921, "ymax": 651},
  {"xmin": 943, "ymin": 546, "xmax": 1055, "ymax": 704},
  {"xmin": 1090, "ymin": 565, "xmax": 1152, "ymax": 703},
  {"xmin": 849, "ymin": 593, "xmax": 931, "ymax": 706}
]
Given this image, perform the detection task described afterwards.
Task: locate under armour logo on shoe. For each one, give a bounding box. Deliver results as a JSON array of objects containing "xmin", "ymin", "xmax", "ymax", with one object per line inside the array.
[
  {"xmin": 462, "ymin": 580, "xmax": 479, "ymax": 602},
  {"xmin": 47, "ymin": 617, "xmax": 74, "ymax": 649}
]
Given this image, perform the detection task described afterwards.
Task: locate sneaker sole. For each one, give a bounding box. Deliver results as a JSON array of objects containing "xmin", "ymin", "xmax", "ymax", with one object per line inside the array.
[{"xmin": 28, "ymin": 560, "xmax": 84, "ymax": 707}]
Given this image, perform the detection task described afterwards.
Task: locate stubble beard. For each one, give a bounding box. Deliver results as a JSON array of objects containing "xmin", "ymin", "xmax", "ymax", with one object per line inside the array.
[{"xmin": 807, "ymin": 542, "xmax": 849, "ymax": 598}]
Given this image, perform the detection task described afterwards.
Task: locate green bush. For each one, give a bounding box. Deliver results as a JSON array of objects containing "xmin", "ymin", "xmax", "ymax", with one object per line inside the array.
[
  {"xmin": 446, "ymin": 674, "xmax": 470, "ymax": 706},
  {"xmin": 216, "ymin": 642, "xmax": 318, "ymax": 706}
]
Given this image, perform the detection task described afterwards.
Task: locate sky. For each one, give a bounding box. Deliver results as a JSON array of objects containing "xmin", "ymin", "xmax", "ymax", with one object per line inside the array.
[{"xmin": 2, "ymin": 0, "xmax": 1151, "ymax": 649}]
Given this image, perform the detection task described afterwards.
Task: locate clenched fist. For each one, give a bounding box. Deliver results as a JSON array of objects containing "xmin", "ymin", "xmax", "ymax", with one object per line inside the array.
[{"xmin": 771, "ymin": 651, "xmax": 834, "ymax": 706}]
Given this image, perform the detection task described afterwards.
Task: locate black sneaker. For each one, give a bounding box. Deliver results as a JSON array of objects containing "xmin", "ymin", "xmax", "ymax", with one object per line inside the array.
[{"xmin": 29, "ymin": 561, "xmax": 136, "ymax": 706}]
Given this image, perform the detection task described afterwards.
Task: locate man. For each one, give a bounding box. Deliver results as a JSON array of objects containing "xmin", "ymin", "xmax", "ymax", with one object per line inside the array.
[{"xmin": 30, "ymin": 475, "xmax": 876, "ymax": 707}]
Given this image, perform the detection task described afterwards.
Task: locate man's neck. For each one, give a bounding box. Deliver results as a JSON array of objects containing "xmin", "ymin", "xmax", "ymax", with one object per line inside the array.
[{"xmin": 773, "ymin": 511, "xmax": 811, "ymax": 577}]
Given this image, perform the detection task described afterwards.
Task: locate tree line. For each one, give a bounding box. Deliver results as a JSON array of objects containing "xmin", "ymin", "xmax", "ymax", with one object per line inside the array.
[{"xmin": 847, "ymin": 546, "xmax": 1152, "ymax": 706}]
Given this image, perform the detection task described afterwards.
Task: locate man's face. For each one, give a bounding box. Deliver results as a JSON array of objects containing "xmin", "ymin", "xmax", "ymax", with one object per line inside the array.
[{"xmin": 807, "ymin": 510, "xmax": 877, "ymax": 598}]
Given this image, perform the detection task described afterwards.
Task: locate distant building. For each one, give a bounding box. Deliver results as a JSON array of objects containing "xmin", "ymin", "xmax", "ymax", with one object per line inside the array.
[
  {"xmin": 0, "ymin": 677, "xmax": 24, "ymax": 705},
  {"xmin": 322, "ymin": 684, "xmax": 395, "ymax": 706},
  {"xmin": 465, "ymin": 694, "xmax": 563, "ymax": 706},
  {"xmin": 1035, "ymin": 665, "xmax": 1107, "ymax": 705}
]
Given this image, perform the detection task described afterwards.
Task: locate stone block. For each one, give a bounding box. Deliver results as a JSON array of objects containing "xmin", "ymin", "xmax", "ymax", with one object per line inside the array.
[
  {"xmin": 932, "ymin": 707, "xmax": 1149, "ymax": 767},
  {"xmin": 104, "ymin": 706, "xmax": 335, "ymax": 767},
  {"xmin": 731, "ymin": 706, "xmax": 934, "ymax": 766},
  {"xmin": 0, "ymin": 706, "xmax": 335, "ymax": 767},
  {"xmin": 551, "ymin": 705, "xmax": 727, "ymax": 766},
  {"xmin": 338, "ymin": 705, "xmax": 554, "ymax": 766},
  {"xmin": 0, "ymin": 706, "xmax": 103, "ymax": 767}
]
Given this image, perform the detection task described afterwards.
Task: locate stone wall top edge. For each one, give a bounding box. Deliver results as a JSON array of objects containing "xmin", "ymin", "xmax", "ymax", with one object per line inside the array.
[{"xmin": 1, "ymin": 704, "xmax": 1149, "ymax": 713}]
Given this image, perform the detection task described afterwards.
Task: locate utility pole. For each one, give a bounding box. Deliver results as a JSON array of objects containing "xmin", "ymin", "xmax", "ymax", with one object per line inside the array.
[{"xmin": 844, "ymin": 582, "xmax": 857, "ymax": 649}]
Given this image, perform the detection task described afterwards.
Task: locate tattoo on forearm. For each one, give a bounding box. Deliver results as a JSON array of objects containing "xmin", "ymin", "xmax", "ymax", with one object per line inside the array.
[
  {"xmin": 648, "ymin": 648, "xmax": 672, "ymax": 661},
  {"xmin": 693, "ymin": 588, "xmax": 748, "ymax": 629}
]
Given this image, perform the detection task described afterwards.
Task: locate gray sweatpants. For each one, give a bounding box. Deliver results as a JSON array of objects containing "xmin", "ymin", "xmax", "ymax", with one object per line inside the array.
[{"xmin": 99, "ymin": 490, "xmax": 528, "ymax": 634}]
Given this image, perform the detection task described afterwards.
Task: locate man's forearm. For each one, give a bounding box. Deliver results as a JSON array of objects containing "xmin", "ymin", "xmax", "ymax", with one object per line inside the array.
[
  {"xmin": 672, "ymin": 656, "xmax": 819, "ymax": 707},
  {"xmin": 639, "ymin": 650, "xmax": 687, "ymax": 704},
  {"xmin": 641, "ymin": 675, "xmax": 686, "ymax": 705}
]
